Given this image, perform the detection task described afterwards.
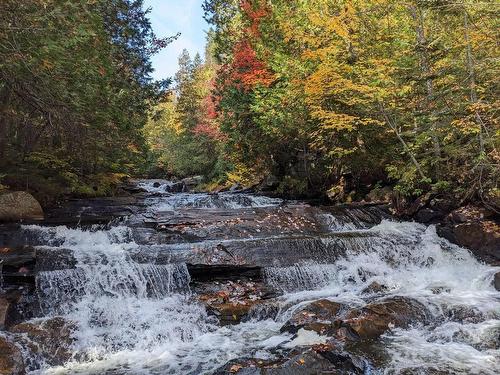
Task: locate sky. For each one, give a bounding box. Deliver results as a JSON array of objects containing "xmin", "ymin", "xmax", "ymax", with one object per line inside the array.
[{"xmin": 144, "ymin": 0, "xmax": 209, "ymax": 81}]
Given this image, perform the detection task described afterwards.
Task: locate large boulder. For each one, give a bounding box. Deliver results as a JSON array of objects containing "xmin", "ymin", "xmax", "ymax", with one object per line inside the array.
[
  {"xmin": 343, "ymin": 297, "xmax": 430, "ymax": 340},
  {"xmin": 181, "ymin": 176, "xmax": 203, "ymax": 188},
  {"xmin": 0, "ymin": 336, "xmax": 25, "ymax": 375},
  {"xmin": 0, "ymin": 192, "xmax": 44, "ymax": 222},
  {"xmin": 437, "ymin": 206, "xmax": 499, "ymax": 265},
  {"xmin": 9, "ymin": 317, "xmax": 75, "ymax": 366}
]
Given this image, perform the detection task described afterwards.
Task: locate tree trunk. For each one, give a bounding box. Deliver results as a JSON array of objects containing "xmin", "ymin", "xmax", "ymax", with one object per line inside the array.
[{"xmin": 409, "ymin": 4, "xmax": 441, "ymax": 176}]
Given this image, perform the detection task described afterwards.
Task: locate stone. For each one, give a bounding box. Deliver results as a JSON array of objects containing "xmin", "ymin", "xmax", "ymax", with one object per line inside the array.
[
  {"xmin": 215, "ymin": 347, "xmax": 365, "ymax": 375},
  {"xmin": 414, "ymin": 208, "xmax": 445, "ymax": 224},
  {"xmin": 361, "ymin": 282, "xmax": 388, "ymax": 295},
  {"xmin": 343, "ymin": 297, "xmax": 429, "ymax": 340},
  {"xmin": 281, "ymin": 299, "xmax": 344, "ymax": 335},
  {"xmin": 10, "ymin": 317, "xmax": 75, "ymax": 366},
  {"xmin": 196, "ymin": 279, "xmax": 270, "ymax": 325},
  {"xmin": 181, "ymin": 176, "xmax": 203, "ymax": 187},
  {"xmin": 494, "ymin": 272, "xmax": 500, "ymax": 292},
  {"xmin": 437, "ymin": 220, "xmax": 500, "ymax": 265},
  {"xmin": 0, "ymin": 336, "xmax": 25, "ymax": 375},
  {"xmin": 0, "ymin": 298, "xmax": 12, "ymax": 330},
  {"xmin": 0, "ymin": 192, "xmax": 44, "ymax": 222}
]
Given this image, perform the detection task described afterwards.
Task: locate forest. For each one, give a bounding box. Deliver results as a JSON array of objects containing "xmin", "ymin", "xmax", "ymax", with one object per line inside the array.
[
  {"xmin": 1, "ymin": 0, "xmax": 499, "ymax": 209},
  {"xmin": 0, "ymin": 2, "xmax": 499, "ymax": 374}
]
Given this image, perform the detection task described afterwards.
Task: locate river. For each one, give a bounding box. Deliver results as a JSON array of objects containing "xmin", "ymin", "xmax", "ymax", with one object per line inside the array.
[{"xmin": 1, "ymin": 179, "xmax": 498, "ymax": 374}]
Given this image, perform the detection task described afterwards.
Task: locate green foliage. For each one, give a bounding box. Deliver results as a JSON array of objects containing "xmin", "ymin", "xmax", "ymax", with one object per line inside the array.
[
  {"xmin": 0, "ymin": 0, "xmax": 176, "ymax": 202},
  {"xmin": 144, "ymin": 47, "xmax": 222, "ymax": 178},
  {"xmin": 196, "ymin": 0, "xmax": 498, "ymax": 204}
]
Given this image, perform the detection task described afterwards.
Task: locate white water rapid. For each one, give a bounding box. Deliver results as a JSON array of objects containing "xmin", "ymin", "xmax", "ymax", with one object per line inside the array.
[{"xmin": 4, "ymin": 182, "xmax": 498, "ymax": 375}]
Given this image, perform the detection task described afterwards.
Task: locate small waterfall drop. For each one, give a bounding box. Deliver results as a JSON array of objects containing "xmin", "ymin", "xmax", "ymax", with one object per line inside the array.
[{"xmin": 2, "ymin": 182, "xmax": 498, "ymax": 375}]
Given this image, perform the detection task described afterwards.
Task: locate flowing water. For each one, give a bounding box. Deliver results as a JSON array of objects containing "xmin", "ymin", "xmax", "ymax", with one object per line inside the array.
[{"xmin": 2, "ymin": 180, "xmax": 499, "ymax": 374}]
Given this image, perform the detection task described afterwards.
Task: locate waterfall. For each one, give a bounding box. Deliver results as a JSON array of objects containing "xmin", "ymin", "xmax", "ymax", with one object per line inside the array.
[{"xmin": 2, "ymin": 184, "xmax": 497, "ymax": 375}]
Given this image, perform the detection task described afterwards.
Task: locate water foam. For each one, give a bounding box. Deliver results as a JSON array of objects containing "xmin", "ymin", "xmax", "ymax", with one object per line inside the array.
[{"xmin": 16, "ymin": 209, "xmax": 500, "ymax": 374}]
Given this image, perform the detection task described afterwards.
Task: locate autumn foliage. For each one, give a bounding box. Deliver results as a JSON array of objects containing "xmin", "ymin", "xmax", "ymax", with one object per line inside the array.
[{"xmin": 148, "ymin": 0, "xmax": 499, "ymax": 205}]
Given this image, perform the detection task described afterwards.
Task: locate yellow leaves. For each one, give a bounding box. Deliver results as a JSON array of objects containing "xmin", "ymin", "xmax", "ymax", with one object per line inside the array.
[
  {"xmin": 41, "ymin": 59, "xmax": 54, "ymax": 70},
  {"xmin": 229, "ymin": 364, "xmax": 243, "ymax": 373}
]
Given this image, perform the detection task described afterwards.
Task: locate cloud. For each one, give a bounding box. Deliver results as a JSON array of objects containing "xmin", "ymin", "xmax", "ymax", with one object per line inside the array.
[{"xmin": 144, "ymin": 0, "xmax": 208, "ymax": 80}]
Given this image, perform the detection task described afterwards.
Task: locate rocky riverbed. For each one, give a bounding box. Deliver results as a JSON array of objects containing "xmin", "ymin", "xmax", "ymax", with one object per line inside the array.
[{"xmin": 0, "ymin": 180, "xmax": 499, "ymax": 374}]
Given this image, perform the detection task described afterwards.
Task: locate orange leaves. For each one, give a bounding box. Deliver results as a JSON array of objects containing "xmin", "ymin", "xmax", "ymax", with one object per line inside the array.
[
  {"xmin": 240, "ymin": 0, "xmax": 269, "ymax": 37},
  {"xmin": 229, "ymin": 40, "xmax": 275, "ymax": 91},
  {"xmin": 219, "ymin": 0, "xmax": 275, "ymax": 91}
]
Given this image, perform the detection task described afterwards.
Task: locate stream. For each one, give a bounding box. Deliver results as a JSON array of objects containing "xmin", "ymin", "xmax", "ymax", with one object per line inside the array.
[{"xmin": 1, "ymin": 179, "xmax": 499, "ymax": 374}]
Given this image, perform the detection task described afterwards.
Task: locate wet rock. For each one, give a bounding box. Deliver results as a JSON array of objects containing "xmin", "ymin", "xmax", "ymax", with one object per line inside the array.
[
  {"xmin": 281, "ymin": 299, "xmax": 344, "ymax": 335},
  {"xmin": 215, "ymin": 346, "xmax": 365, "ymax": 375},
  {"xmin": 361, "ymin": 282, "xmax": 388, "ymax": 295},
  {"xmin": 414, "ymin": 208, "xmax": 445, "ymax": 224},
  {"xmin": 0, "ymin": 298, "xmax": 9, "ymax": 329},
  {"xmin": 0, "ymin": 288, "xmax": 40, "ymax": 327},
  {"xmin": 0, "ymin": 296, "xmax": 15, "ymax": 330},
  {"xmin": 207, "ymin": 302, "xmax": 257, "ymax": 325},
  {"xmin": 444, "ymin": 305, "xmax": 485, "ymax": 323},
  {"xmin": 343, "ymin": 297, "xmax": 429, "ymax": 340},
  {"xmin": 196, "ymin": 280, "xmax": 271, "ymax": 325},
  {"xmin": 10, "ymin": 317, "xmax": 75, "ymax": 366},
  {"xmin": 0, "ymin": 192, "xmax": 44, "ymax": 222},
  {"xmin": 0, "ymin": 246, "xmax": 35, "ymax": 268},
  {"xmin": 437, "ymin": 220, "xmax": 500, "ymax": 265},
  {"xmin": 494, "ymin": 272, "xmax": 500, "ymax": 292},
  {"xmin": 0, "ymin": 336, "xmax": 25, "ymax": 375},
  {"xmin": 165, "ymin": 181, "xmax": 185, "ymax": 193}
]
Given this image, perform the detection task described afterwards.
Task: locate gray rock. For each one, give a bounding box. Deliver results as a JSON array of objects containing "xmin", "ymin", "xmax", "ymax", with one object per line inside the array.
[{"xmin": 0, "ymin": 192, "xmax": 44, "ymax": 222}]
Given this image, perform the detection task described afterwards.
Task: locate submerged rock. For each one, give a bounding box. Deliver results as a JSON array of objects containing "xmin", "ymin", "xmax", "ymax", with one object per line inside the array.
[
  {"xmin": 361, "ymin": 282, "xmax": 388, "ymax": 295},
  {"xmin": 0, "ymin": 336, "xmax": 25, "ymax": 375},
  {"xmin": 281, "ymin": 299, "xmax": 344, "ymax": 335},
  {"xmin": 494, "ymin": 272, "xmax": 500, "ymax": 292},
  {"xmin": 0, "ymin": 192, "xmax": 44, "ymax": 222},
  {"xmin": 10, "ymin": 317, "xmax": 75, "ymax": 366}
]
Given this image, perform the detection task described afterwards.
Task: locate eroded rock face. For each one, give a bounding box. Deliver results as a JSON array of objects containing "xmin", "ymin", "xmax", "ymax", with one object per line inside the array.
[
  {"xmin": 343, "ymin": 297, "xmax": 429, "ymax": 340},
  {"xmin": 0, "ymin": 336, "xmax": 25, "ymax": 375},
  {"xmin": 0, "ymin": 192, "xmax": 44, "ymax": 222},
  {"xmin": 9, "ymin": 317, "xmax": 75, "ymax": 366},
  {"xmin": 281, "ymin": 299, "xmax": 344, "ymax": 335}
]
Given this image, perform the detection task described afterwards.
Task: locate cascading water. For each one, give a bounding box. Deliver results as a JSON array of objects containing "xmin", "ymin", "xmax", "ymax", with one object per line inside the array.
[
  {"xmin": 2, "ymin": 181, "xmax": 498, "ymax": 374},
  {"xmin": 20, "ymin": 225, "xmax": 214, "ymax": 374},
  {"xmin": 264, "ymin": 221, "xmax": 500, "ymax": 374}
]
